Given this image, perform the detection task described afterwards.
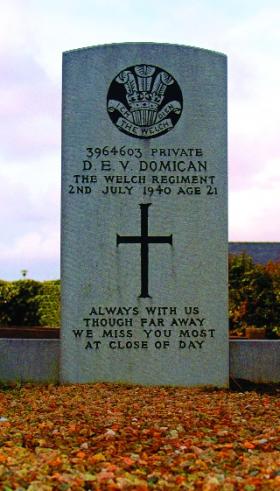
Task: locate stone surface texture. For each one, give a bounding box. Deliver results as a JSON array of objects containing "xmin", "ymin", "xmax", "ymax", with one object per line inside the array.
[
  {"xmin": 61, "ymin": 43, "xmax": 228, "ymax": 386},
  {"xmin": 0, "ymin": 339, "xmax": 59, "ymax": 383},
  {"xmin": 230, "ymin": 340, "xmax": 280, "ymax": 384}
]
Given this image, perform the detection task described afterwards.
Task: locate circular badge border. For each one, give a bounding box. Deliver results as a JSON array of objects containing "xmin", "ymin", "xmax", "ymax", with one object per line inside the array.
[{"xmin": 107, "ymin": 64, "xmax": 183, "ymax": 140}]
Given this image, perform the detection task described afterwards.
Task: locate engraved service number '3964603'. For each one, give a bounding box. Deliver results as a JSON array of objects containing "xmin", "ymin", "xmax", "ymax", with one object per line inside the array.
[{"xmin": 86, "ymin": 146, "xmax": 143, "ymax": 159}]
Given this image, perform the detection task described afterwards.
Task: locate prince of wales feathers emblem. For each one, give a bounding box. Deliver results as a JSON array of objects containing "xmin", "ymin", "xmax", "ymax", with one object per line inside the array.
[{"xmin": 107, "ymin": 65, "xmax": 182, "ymax": 138}]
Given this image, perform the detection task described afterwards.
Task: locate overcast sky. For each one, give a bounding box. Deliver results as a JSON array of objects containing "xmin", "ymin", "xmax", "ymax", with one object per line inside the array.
[{"xmin": 0, "ymin": 0, "xmax": 279, "ymax": 280}]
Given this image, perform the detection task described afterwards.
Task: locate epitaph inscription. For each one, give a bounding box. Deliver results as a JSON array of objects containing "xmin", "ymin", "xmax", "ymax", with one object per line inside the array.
[{"xmin": 61, "ymin": 43, "xmax": 228, "ymax": 386}]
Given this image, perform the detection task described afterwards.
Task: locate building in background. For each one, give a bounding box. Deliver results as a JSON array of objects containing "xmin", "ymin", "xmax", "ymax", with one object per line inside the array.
[{"xmin": 229, "ymin": 243, "xmax": 280, "ymax": 264}]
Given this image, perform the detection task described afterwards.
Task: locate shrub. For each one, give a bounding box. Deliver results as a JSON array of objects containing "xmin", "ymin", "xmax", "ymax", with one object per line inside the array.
[
  {"xmin": 0, "ymin": 279, "xmax": 60, "ymax": 327},
  {"xmin": 35, "ymin": 280, "xmax": 60, "ymax": 327},
  {"xmin": 229, "ymin": 253, "xmax": 280, "ymax": 337}
]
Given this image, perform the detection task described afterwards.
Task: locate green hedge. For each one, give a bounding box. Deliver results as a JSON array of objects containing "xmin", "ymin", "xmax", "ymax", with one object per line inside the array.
[{"xmin": 0, "ymin": 279, "xmax": 60, "ymax": 327}]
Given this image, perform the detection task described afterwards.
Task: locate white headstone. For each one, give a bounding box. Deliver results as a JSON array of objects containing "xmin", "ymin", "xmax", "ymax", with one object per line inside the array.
[{"xmin": 61, "ymin": 43, "xmax": 228, "ymax": 386}]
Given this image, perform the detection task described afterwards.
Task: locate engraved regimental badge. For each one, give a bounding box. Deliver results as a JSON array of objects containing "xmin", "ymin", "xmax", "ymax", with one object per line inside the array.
[{"xmin": 107, "ymin": 65, "xmax": 183, "ymax": 139}]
